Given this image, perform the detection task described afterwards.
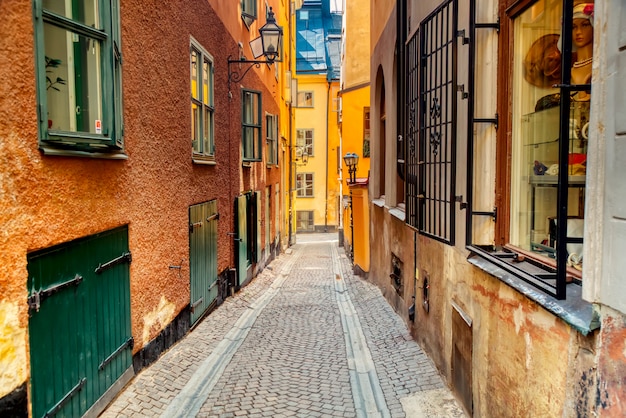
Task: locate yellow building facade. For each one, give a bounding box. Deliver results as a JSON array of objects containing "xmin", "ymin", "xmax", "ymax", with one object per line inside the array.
[
  {"xmin": 294, "ymin": 74, "xmax": 341, "ymax": 233},
  {"xmin": 339, "ymin": 0, "xmax": 370, "ymax": 270}
]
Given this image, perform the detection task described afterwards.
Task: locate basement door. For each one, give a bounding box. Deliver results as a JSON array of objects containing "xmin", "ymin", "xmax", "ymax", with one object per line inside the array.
[
  {"xmin": 452, "ymin": 304, "xmax": 473, "ymax": 415},
  {"xmin": 189, "ymin": 200, "xmax": 219, "ymax": 324},
  {"xmin": 27, "ymin": 226, "xmax": 132, "ymax": 418}
]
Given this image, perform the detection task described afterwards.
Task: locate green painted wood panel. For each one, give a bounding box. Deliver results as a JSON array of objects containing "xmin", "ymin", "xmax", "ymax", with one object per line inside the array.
[
  {"xmin": 189, "ymin": 200, "xmax": 218, "ymax": 324},
  {"xmin": 236, "ymin": 195, "xmax": 248, "ymax": 286},
  {"xmin": 256, "ymin": 191, "xmax": 262, "ymax": 263},
  {"xmin": 27, "ymin": 227, "xmax": 131, "ymax": 418}
]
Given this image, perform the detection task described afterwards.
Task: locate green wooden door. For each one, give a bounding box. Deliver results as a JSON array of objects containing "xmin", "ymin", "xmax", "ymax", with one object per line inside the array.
[
  {"xmin": 236, "ymin": 195, "xmax": 248, "ymax": 287},
  {"xmin": 189, "ymin": 200, "xmax": 219, "ymax": 324},
  {"xmin": 255, "ymin": 191, "xmax": 262, "ymax": 263},
  {"xmin": 28, "ymin": 227, "xmax": 132, "ymax": 418}
]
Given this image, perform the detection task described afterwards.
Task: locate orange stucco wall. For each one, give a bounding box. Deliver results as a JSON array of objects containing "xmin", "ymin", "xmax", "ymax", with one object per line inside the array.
[
  {"xmin": 0, "ymin": 0, "xmax": 285, "ymax": 402},
  {"xmin": 350, "ymin": 184, "xmax": 370, "ymax": 273}
]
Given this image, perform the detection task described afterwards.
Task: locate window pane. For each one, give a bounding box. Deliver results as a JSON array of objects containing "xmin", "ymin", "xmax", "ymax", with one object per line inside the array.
[
  {"xmin": 253, "ymin": 126, "xmax": 261, "ymax": 158},
  {"xmin": 45, "ymin": 23, "xmax": 103, "ymax": 134},
  {"xmin": 511, "ymin": 0, "xmax": 589, "ymax": 272},
  {"xmin": 511, "ymin": 2, "xmax": 562, "ymax": 252},
  {"xmin": 191, "ymin": 49, "xmax": 199, "ymax": 100},
  {"xmin": 192, "ymin": 102, "xmax": 200, "ymax": 152},
  {"xmin": 43, "ymin": 0, "xmax": 100, "ymax": 29},
  {"xmin": 252, "ymin": 94, "xmax": 260, "ymax": 124},
  {"xmin": 203, "ymin": 60, "xmax": 210, "ymax": 106},
  {"xmin": 243, "ymin": 93, "xmax": 252, "ymax": 122},
  {"xmin": 204, "ymin": 108, "xmax": 212, "ymax": 154},
  {"xmin": 244, "ymin": 127, "xmax": 254, "ymax": 158},
  {"xmin": 242, "ymin": 0, "xmax": 257, "ymax": 16},
  {"xmin": 297, "ymin": 91, "xmax": 313, "ymax": 107}
]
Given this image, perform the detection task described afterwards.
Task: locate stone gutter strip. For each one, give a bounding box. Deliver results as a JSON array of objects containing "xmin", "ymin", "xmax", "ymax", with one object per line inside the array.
[
  {"xmin": 331, "ymin": 244, "xmax": 391, "ymax": 418},
  {"xmin": 160, "ymin": 246, "xmax": 302, "ymax": 418}
]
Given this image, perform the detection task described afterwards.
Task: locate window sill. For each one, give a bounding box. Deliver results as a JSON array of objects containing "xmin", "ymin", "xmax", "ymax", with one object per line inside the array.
[
  {"xmin": 467, "ymin": 251, "xmax": 600, "ymax": 336},
  {"xmin": 389, "ymin": 206, "xmax": 405, "ymax": 221},
  {"xmin": 192, "ymin": 157, "xmax": 216, "ymax": 166},
  {"xmin": 266, "ymin": 164, "xmax": 278, "ymax": 169},
  {"xmin": 40, "ymin": 146, "xmax": 128, "ymax": 160},
  {"xmin": 372, "ymin": 197, "xmax": 386, "ymax": 208}
]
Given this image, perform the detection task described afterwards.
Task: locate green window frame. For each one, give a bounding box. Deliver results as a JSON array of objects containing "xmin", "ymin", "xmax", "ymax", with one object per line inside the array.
[
  {"xmin": 242, "ymin": 90, "xmax": 262, "ymax": 162},
  {"xmin": 241, "ymin": 0, "xmax": 257, "ymax": 27},
  {"xmin": 191, "ymin": 40, "xmax": 215, "ymax": 162},
  {"xmin": 266, "ymin": 113, "xmax": 278, "ymax": 166},
  {"xmin": 33, "ymin": 0, "xmax": 124, "ymax": 157}
]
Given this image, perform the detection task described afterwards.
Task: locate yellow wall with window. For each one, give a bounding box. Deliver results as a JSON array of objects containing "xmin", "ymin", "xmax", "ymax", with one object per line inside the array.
[
  {"xmin": 340, "ymin": 87, "xmax": 371, "ymax": 189},
  {"xmin": 294, "ymin": 74, "xmax": 340, "ymax": 232}
]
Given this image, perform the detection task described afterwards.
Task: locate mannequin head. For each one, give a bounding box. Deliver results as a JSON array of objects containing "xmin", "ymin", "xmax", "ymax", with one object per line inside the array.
[{"xmin": 572, "ymin": 3, "xmax": 593, "ymax": 50}]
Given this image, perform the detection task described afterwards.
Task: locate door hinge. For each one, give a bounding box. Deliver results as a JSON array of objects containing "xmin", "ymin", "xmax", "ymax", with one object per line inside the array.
[
  {"xmin": 28, "ymin": 274, "xmax": 83, "ymax": 313},
  {"xmin": 98, "ymin": 337, "xmax": 134, "ymax": 371},
  {"xmin": 95, "ymin": 251, "xmax": 132, "ymax": 274},
  {"xmin": 206, "ymin": 212, "xmax": 220, "ymax": 222},
  {"xmin": 43, "ymin": 377, "xmax": 86, "ymax": 418},
  {"xmin": 456, "ymin": 29, "xmax": 470, "ymax": 45},
  {"xmin": 189, "ymin": 221, "xmax": 203, "ymax": 233},
  {"xmin": 190, "ymin": 297, "xmax": 204, "ymax": 313},
  {"xmin": 455, "ymin": 195, "xmax": 468, "ymax": 209}
]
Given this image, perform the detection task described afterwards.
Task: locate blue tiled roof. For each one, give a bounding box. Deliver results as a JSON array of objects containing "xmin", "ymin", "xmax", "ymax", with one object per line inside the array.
[{"xmin": 296, "ymin": 2, "xmax": 342, "ymax": 80}]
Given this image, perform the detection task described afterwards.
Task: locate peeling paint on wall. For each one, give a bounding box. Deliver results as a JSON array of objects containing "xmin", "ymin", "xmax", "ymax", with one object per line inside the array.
[
  {"xmin": 142, "ymin": 296, "xmax": 176, "ymax": 346},
  {"xmin": 0, "ymin": 302, "xmax": 26, "ymax": 398}
]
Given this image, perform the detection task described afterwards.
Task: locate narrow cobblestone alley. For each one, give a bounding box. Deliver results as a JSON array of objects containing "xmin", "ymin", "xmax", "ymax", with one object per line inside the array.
[{"xmin": 100, "ymin": 234, "xmax": 465, "ymax": 418}]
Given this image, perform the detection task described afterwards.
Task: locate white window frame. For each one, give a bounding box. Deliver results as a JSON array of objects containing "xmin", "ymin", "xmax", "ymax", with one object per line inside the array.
[{"xmin": 296, "ymin": 173, "xmax": 314, "ymax": 197}]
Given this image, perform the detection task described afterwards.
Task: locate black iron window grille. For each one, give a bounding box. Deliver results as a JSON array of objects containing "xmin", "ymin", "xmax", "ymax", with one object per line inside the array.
[
  {"xmin": 406, "ymin": 28, "xmax": 420, "ymax": 228},
  {"xmin": 406, "ymin": 0, "xmax": 458, "ymax": 244}
]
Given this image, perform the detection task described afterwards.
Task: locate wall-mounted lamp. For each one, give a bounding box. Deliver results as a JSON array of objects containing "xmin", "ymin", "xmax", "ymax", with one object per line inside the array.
[
  {"xmin": 343, "ymin": 152, "xmax": 359, "ymax": 184},
  {"xmin": 295, "ymin": 149, "xmax": 309, "ymax": 165},
  {"xmin": 228, "ymin": 7, "xmax": 283, "ymax": 89},
  {"xmin": 343, "ymin": 152, "xmax": 359, "ymax": 260}
]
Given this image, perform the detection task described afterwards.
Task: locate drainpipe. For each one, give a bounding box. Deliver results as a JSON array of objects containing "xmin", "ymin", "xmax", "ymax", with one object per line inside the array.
[
  {"xmin": 289, "ymin": 102, "xmax": 294, "ymax": 245},
  {"xmin": 288, "ymin": 2, "xmax": 295, "ymax": 246},
  {"xmin": 325, "ymin": 80, "xmax": 331, "ymax": 232}
]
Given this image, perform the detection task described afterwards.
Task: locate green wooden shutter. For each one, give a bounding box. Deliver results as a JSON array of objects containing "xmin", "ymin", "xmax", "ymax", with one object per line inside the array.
[
  {"xmin": 256, "ymin": 191, "xmax": 262, "ymax": 263},
  {"xmin": 189, "ymin": 200, "xmax": 219, "ymax": 324},
  {"xmin": 236, "ymin": 195, "xmax": 248, "ymax": 286}
]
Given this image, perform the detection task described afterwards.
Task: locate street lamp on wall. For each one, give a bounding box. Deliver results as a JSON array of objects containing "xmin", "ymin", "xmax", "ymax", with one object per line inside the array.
[
  {"xmin": 343, "ymin": 152, "xmax": 359, "ymax": 260},
  {"xmin": 343, "ymin": 152, "xmax": 359, "ymax": 184},
  {"xmin": 228, "ymin": 7, "xmax": 283, "ymax": 89}
]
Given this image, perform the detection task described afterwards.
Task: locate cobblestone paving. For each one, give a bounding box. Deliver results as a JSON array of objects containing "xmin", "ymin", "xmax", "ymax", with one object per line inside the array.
[{"xmin": 100, "ymin": 234, "xmax": 465, "ymax": 418}]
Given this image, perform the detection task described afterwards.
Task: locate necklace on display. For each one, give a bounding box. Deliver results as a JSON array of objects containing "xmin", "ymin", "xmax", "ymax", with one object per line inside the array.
[{"xmin": 573, "ymin": 57, "xmax": 593, "ymax": 68}]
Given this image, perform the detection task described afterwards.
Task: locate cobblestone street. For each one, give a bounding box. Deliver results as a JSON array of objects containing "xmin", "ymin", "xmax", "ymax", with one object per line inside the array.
[{"xmin": 100, "ymin": 234, "xmax": 465, "ymax": 418}]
